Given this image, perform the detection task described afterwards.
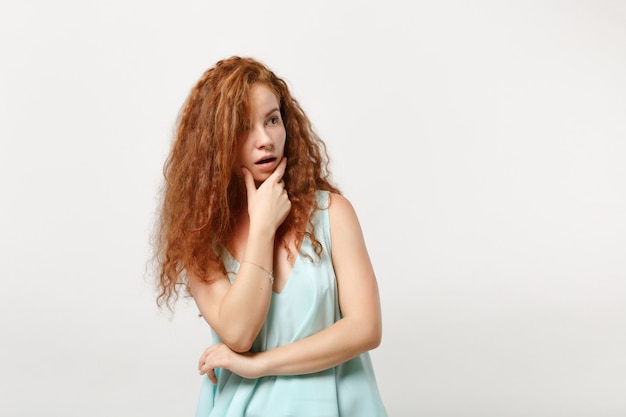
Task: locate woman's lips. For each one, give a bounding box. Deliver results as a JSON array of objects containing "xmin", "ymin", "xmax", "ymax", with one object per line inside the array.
[
  {"xmin": 254, "ymin": 157, "xmax": 278, "ymax": 172},
  {"xmin": 256, "ymin": 157, "xmax": 276, "ymax": 164}
]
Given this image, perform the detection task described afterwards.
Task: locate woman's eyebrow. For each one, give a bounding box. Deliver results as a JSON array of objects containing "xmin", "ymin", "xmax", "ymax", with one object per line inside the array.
[{"xmin": 264, "ymin": 108, "xmax": 280, "ymax": 118}]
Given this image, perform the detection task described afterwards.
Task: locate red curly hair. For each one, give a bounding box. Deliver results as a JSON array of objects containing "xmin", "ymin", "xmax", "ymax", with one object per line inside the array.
[{"xmin": 155, "ymin": 56, "xmax": 339, "ymax": 308}]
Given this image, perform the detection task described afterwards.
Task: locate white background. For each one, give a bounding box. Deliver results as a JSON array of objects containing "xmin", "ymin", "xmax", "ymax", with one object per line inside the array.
[{"xmin": 1, "ymin": 1, "xmax": 625, "ymax": 416}]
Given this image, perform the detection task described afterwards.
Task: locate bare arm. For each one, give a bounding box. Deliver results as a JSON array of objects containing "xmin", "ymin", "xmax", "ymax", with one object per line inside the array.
[
  {"xmin": 198, "ymin": 192, "xmax": 383, "ymax": 380},
  {"xmin": 190, "ymin": 159, "xmax": 291, "ymax": 353}
]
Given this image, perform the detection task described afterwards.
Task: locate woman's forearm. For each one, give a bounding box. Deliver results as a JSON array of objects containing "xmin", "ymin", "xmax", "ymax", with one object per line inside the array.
[
  {"xmin": 209, "ymin": 227, "xmax": 276, "ymax": 351},
  {"xmin": 192, "ymin": 221, "xmax": 277, "ymax": 353},
  {"xmin": 256, "ymin": 315, "xmax": 382, "ymax": 376}
]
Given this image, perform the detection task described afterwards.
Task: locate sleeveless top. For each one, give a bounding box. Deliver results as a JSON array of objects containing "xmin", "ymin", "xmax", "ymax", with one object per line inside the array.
[{"xmin": 195, "ymin": 190, "xmax": 387, "ymax": 417}]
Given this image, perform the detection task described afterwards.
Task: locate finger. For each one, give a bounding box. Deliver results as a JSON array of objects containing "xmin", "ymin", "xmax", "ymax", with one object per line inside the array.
[
  {"xmin": 241, "ymin": 166, "xmax": 256, "ymax": 197},
  {"xmin": 198, "ymin": 344, "xmax": 214, "ymax": 370},
  {"xmin": 199, "ymin": 356, "xmax": 208, "ymax": 374},
  {"xmin": 199, "ymin": 359, "xmax": 212, "ymax": 375},
  {"xmin": 271, "ymin": 157, "xmax": 287, "ymax": 182},
  {"xmin": 208, "ymin": 368, "xmax": 218, "ymax": 384}
]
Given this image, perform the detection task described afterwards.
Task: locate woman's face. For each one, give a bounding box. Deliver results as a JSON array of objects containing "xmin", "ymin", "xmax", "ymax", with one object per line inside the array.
[{"xmin": 236, "ymin": 83, "xmax": 286, "ymax": 185}]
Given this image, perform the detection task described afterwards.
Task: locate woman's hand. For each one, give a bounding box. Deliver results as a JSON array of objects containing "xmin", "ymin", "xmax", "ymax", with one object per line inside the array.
[
  {"xmin": 242, "ymin": 158, "xmax": 291, "ymax": 234},
  {"xmin": 198, "ymin": 342, "xmax": 264, "ymax": 384}
]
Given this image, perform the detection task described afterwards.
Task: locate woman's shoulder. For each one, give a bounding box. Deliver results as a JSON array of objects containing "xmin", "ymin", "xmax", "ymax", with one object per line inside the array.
[
  {"xmin": 311, "ymin": 190, "xmax": 354, "ymax": 216},
  {"xmin": 325, "ymin": 192, "xmax": 360, "ymax": 226},
  {"xmin": 327, "ymin": 191, "xmax": 353, "ymax": 211}
]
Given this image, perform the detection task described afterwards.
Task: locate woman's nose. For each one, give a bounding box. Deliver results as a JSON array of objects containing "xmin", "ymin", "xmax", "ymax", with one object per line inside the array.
[{"xmin": 252, "ymin": 126, "xmax": 273, "ymax": 149}]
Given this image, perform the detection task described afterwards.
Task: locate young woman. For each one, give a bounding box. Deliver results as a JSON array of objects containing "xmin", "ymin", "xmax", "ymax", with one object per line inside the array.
[{"xmin": 155, "ymin": 56, "xmax": 387, "ymax": 417}]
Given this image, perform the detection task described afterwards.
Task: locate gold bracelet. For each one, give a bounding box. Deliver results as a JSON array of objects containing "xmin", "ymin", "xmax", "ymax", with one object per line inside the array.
[{"xmin": 241, "ymin": 260, "xmax": 275, "ymax": 285}]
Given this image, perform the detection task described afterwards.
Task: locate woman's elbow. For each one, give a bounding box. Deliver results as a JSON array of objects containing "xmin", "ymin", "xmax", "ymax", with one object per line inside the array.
[
  {"xmin": 230, "ymin": 342, "xmax": 254, "ymax": 354},
  {"xmin": 354, "ymin": 318, "xmax": 382, "ymax": 351},
  {"xmin": 365, "ymin": 323, "xmax": 382, "ymax": 350},
  {"xmin": 213, "ymin": 317, "xmax": 263, "ymax": 353},
  {"xmin": 222, "ymin": 336, "xmax": 254, "ymax": 353},
  {"xmin": 218, "ymin": 325, "xmax": 258, "ymax": 352}
]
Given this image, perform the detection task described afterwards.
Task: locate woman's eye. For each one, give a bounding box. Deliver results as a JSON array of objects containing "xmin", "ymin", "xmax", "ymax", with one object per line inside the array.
[{"xmin": 267, "ymin": 115, "xmax": 281, "ymax": 125}]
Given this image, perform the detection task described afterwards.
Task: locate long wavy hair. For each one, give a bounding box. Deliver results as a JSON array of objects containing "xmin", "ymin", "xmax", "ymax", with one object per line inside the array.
[{"xmin": 154, "ymin": 56, "xmax": 339, "ymax": 308}]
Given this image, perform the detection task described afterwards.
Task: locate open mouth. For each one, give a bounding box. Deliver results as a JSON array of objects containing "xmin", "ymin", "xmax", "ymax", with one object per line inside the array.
[{"xmin": 256, "ymin": 157, "xmax": 277, "ymax": 165}]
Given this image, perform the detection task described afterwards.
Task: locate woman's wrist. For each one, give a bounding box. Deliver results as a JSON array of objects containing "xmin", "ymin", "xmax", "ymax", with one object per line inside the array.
[
  {"xmin": 248, "ymin": 220, "xmax": 278, "ymax": 241},
  {"xmin": 253, "ymin": 350, "xmax": 271, "ymax": 378}
]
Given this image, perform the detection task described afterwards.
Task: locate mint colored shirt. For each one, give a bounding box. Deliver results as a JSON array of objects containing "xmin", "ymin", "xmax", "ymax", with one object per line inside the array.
[{"xmin": 195, "ymin": 191, "xmax": 387, "ymax": 417}]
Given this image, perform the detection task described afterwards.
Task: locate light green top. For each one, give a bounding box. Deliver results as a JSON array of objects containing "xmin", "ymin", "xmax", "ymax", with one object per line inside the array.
[{"xmin": 195, "ymin": 191, "xmax": 387, "ymax": 417}]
